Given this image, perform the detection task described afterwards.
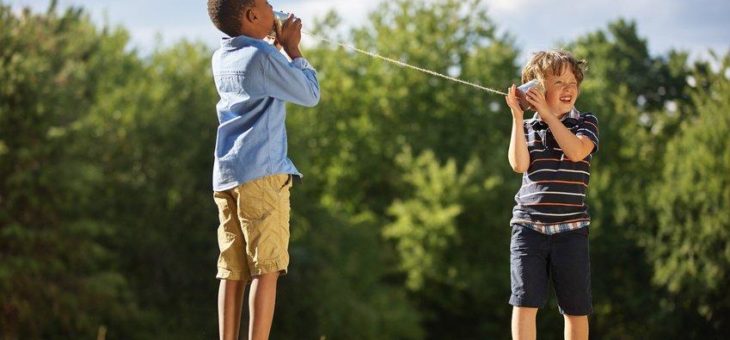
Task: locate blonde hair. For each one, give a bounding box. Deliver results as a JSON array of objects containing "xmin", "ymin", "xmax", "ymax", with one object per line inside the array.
[{"xmin": 521, "ymin": 50, "xmax": 587, "ymax": 86}]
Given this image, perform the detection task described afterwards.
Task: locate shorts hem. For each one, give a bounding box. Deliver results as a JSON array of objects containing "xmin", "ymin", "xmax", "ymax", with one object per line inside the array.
[
  {"xmin": 509, "ymin": 296, "xmax": 543, "ymax": 308},
  {"xmin": 559, "ymin": 307, "xmax": 593, "ymax": 316},
  {"xmin": 249, "ymin": 258, "xmax": 289, "ymax": 277},
  {"xmin": 216, "ymin": 267, "xmax": 248, "ymax": 281}
]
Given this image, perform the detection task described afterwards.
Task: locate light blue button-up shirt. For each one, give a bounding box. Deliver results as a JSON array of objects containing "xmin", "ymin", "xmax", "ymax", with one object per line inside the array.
[{"xmin": 211, "ymin": 35, "xmax": 320, "ymax": 191}]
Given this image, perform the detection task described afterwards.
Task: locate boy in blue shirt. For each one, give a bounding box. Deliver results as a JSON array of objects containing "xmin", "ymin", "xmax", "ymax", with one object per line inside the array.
[
  {"xmin": 504, "ymin": 50, "xmax": 599, "ymax": 340},
  {"xmin": 207, "ymin": 1, "xmax": 320, "ymax": 339}
]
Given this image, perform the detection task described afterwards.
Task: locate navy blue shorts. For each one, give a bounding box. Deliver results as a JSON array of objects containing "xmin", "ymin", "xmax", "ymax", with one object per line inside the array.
[{"xmin": 509, "ymin": 225, "xmax": 592, "ymax": 315}]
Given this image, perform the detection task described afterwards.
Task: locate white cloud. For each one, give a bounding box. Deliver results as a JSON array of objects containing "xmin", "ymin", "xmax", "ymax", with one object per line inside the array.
[{"xmin": 487, "ymin": 0, "xmax": 533, "ymax": 14}]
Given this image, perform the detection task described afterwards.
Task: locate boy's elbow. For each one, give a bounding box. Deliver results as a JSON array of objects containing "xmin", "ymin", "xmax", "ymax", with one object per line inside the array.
[
  {"xmin": 302, "ymin": 89, "xmax": 320, "ymax": 107},
  {"xmin": 508, "ymin": 156, "xmax": 528, "ymax": 173},
  {"xmin": 309, "ymin": 92, "xmax": 321, "ymax": 107},
  {"xmin": 512, "ymin": 165, "xmax": 528, "ymax": 173},
  {"xmin": 566, "ymin": 152, "xmax": 587, "ymax": 162},
  {"xmin": 510, "ymin": 162, "xmax": 528, "ymax": 173}
]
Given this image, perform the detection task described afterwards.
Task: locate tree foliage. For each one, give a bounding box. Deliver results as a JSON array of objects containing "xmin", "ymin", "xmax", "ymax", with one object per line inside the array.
[
  {"xmin": 649, "ymin": 53, "xmax": 730, "ymax": 332},
  {"xmin": 1, "ymin": 0, "xmax": 729, "ymax": 338},
  {"xmin": 1, "ymin": 1, "xmax": 143, "ymax": 338}
]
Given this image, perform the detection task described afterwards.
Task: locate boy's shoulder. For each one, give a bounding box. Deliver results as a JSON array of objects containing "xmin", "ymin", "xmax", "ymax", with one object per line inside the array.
[
  {"xmin": 216, "ymin": 36, "xmax": 279, "ymax": 59},
  {"xmin": 521, "ymin": 110, "xmax": 599, "ymax": 131},
  {"xmin": 213, "ymin": 37, "xmax": 282, "ymax": 73},
  {"xmin": 578, "ymin": 111, "xmax": 598, "ymax": 122},
  {"xmin": 247, "ymin": 39, "xmax": 279, "ymax": 56},
  {"xmin": 240, "ymin": 39, "xmax": 288, "ymax": 68}
]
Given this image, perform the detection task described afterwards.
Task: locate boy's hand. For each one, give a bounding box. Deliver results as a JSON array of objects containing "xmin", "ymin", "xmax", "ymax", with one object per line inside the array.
[
  {"xmin": 276, "ymin": 14, "xmax": 303, "ymax": 59},
  {"xmin": 505, "ymin": 85, "xmax": 524, "ymax": 120},
  {"xmin": 525, "ymin": 87, "xmax": 552, "ymax": 119}
]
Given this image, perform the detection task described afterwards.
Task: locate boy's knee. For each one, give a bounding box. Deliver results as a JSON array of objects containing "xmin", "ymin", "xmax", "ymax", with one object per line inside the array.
[
  {"xmin": 513, "ymin": 306, "xmax": 539, "ymax": 317},
  {"xmin": 563, "ymin": 314, "xmax": 588, "ymax": 322},
  {"xmin": 254, "ymin": 271, "xmax": 281, "ymax": 281}
]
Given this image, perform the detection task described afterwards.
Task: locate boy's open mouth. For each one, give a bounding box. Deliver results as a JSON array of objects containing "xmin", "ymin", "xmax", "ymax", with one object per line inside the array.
[{"xmin": 560, "ymin": 96, "xmax": 573, "ymax": 103}]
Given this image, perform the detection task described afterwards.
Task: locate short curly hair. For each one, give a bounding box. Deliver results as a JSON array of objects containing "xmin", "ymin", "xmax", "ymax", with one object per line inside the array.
[
  {"xmin": 207, "ymin": 0, "xmax": 255, "ymax": 37},
  {"xmin": 521, "ymin": 50, "xmax": 587, "ymax": 86}
]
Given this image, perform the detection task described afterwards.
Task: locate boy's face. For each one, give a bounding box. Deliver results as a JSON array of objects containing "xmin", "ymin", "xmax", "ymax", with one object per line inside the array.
[
  {"xmin": 244, "ymin": 0, "xmax": 274, "ymax": 38},
  {"xmin": 543, "ymin": 66, "xmax": 579, "ymax": 116}
]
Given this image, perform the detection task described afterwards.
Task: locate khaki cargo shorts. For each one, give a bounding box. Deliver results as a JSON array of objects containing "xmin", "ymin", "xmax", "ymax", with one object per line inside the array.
[{"xmin": 214, "ymin": 174, "xmax": 292, "ymax": 282}]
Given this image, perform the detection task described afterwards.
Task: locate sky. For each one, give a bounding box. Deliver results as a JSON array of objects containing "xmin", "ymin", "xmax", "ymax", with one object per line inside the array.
[{"xmin": 7, "ymin": 0, "xmax": 730, "ymax": 64}]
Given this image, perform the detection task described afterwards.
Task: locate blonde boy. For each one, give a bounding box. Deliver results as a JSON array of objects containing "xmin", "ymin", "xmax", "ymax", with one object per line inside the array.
[{"xmin": 505, "ymin": 50, "xmax": 598, "ymax": 340}]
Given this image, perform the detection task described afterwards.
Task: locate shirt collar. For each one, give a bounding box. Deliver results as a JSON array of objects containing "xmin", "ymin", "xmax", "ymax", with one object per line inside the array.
[
  {"xmin": 531, "ymin": 107, "xmax": 580, "ymax": 123},
  {"xmin": 220, "ymin": 34, "xmax": 263, "ymax": 50}
]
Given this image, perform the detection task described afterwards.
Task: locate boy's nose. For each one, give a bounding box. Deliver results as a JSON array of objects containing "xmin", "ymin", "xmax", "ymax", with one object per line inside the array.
[{"xmin": 562, "ymin": 87, "xmax": 577, "ymax": 95}]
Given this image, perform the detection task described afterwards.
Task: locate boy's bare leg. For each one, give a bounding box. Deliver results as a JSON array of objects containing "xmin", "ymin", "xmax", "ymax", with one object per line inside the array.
[
  {"xmin": 512, "ymin": 307, "xmax": 538, "ymax": 340},
  {"xmin": 219, "ymin": 279, "xmax": 245, "ymax": 340},
  {"xmin": 248, "ymin": 272, "xmax": 280, "ymax": 340},
  {"xmin": 564, "ymin": 315, "xmax": 588, "ymax": 340}
]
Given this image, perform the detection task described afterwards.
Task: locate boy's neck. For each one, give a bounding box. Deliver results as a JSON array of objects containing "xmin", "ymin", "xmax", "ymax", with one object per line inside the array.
[{"xmin": 535, "ymin": 108, "xmax": 578, "ymax": 122}]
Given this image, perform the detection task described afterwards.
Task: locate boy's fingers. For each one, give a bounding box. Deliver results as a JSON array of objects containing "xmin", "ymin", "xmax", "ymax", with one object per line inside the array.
[
  {"xmin": 285, "ymin": 15, "xmax": 300, "ymax": 28},
  {"xmin": 282, "ymin": 15, "xmax": 294, "ymax": 30}
]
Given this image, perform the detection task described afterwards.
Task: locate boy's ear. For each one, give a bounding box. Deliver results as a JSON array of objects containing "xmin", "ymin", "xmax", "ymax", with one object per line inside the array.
[{"xmin": 244, "ymin": 7, "xmax": 256, "ymax": 23}]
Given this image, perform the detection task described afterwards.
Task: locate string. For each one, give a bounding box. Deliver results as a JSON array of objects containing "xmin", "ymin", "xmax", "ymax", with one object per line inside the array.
[{"xmin": 302, "ymin": 31, "xmax": 508, "ymax": 96}]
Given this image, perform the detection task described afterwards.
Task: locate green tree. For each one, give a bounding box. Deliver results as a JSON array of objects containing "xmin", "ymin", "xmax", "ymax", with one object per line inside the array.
[
  {"xmin": 649, "ymin": 53, "xmax": 730, "ymax": 334},
  {"xmin": 78, "ymin": 40, "xmax": 221, "ymax": 338},
  {"xmin": 291, "ymin": 0, "xmax": 520, "ymax": 337},
  {"xmin": 0, "ymin": 1, "xmax": 142, "ymax": 338},
  {"xmin": 4, "ymin": 0, "xmax": 728, "ymax": 338},
  {"xmin": 383, "ymin": 148, "xmax": 511, "ymax": 337}
]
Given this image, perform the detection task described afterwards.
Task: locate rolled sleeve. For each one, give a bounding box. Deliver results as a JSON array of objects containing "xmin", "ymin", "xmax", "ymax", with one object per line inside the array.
[
  {"xmin": 576, "ymin": 113, "xmax": 599, "ymax": 153},
  {"xmin": 291, "ymin": 57, "xmax": 315, "ymax": 71},
  {"xmin": 264, "ymin": 52, "xmax": 320, "ymax": 107}
]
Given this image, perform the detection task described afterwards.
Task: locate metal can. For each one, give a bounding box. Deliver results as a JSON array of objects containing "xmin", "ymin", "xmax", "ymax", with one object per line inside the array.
[
  {"xmin": 268, "ymin": 11, "xmax": 290, "ymax": 38},
  {"xmin": 516, "ymin": 79, "xmax": 544, "ymax": 111}
]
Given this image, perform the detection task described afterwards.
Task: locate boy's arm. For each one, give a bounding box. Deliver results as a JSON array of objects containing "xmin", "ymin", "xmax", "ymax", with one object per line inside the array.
[
  {"xmin": 524, "ymin": 88, "xmax": 597, "ymax": 161},
  {"xmin": 264, "ymin": 14, "xmax": 320, "ymax": 107},
  {"xmin": 543, "ymin": 115, "xmax": 595, "ymax": 161},
  {"xmin": 505, "ymin": 85, "xmax": 530, "ymax": 173},
  {"xmin": 264, "ymin": 53, "xmax": 320, "ymax": 107}
]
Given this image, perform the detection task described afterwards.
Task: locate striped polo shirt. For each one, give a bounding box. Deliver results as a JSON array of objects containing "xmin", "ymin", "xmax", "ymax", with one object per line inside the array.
[{"xmin": 511, "ymin": 108, "xmax": 600, "ymax": 234}]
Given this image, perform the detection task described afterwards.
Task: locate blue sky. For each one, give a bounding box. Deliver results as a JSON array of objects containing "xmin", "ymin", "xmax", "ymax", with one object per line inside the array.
[{"xmin": 8, "ymin": 0, "xmax": 730, "ymax": 63}]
